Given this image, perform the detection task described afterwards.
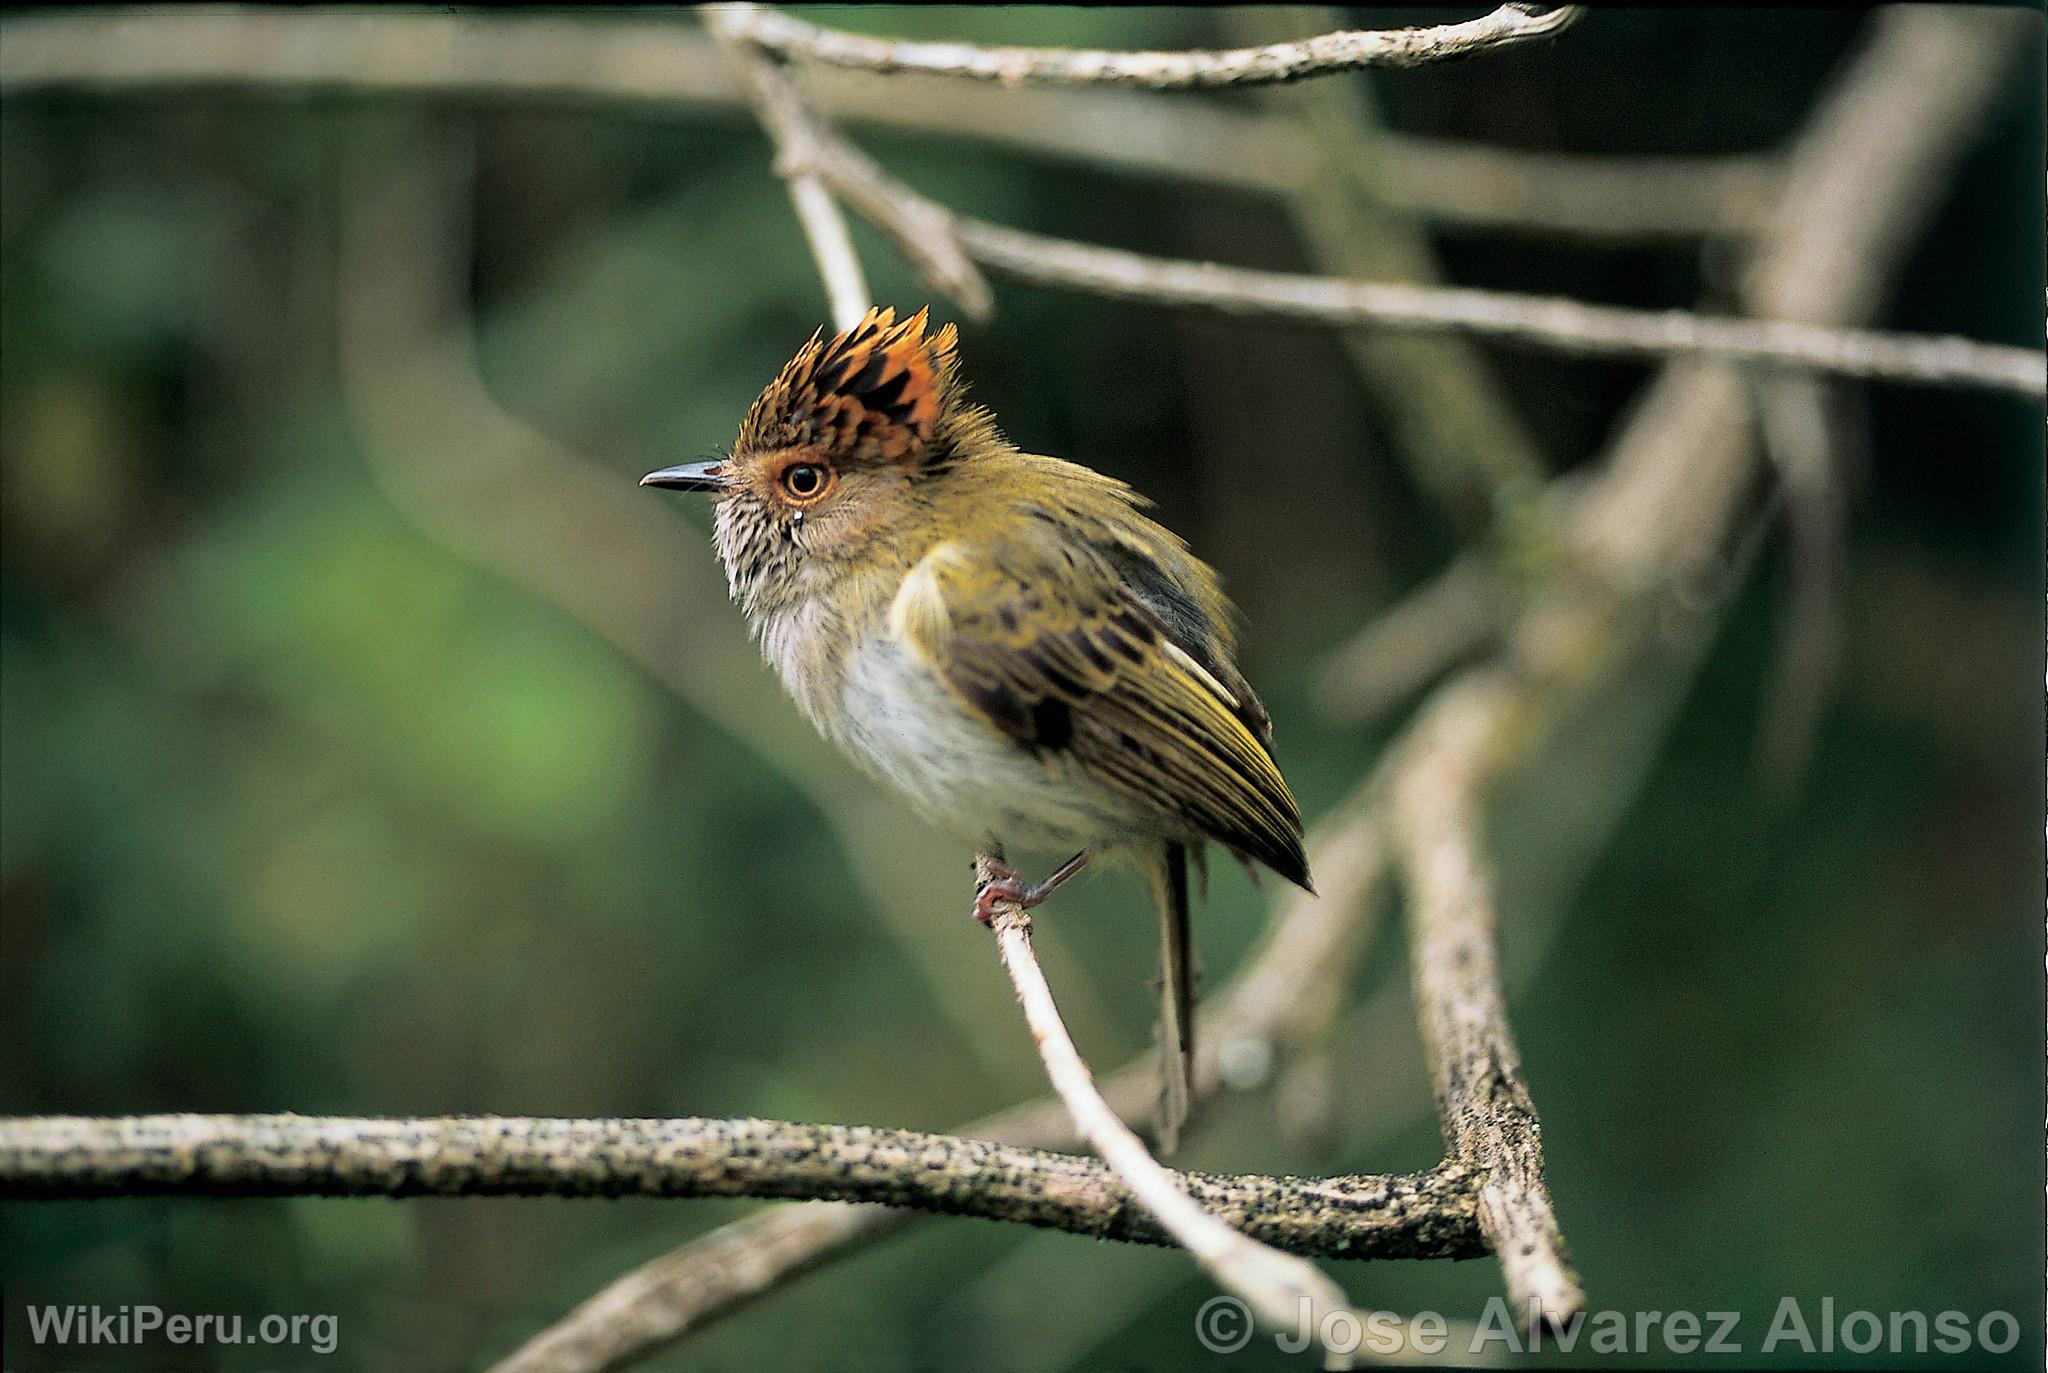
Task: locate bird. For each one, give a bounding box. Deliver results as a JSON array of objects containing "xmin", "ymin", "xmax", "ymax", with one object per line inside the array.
[{"xmin": 643, "ymin": 305, "xmax": 1311, "ymax": 1150}]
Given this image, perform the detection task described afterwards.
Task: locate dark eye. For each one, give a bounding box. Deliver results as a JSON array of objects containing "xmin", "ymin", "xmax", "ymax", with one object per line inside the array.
[{"xmin": 782, "ymin": 464, "xmax": 827, "ymax": 499}]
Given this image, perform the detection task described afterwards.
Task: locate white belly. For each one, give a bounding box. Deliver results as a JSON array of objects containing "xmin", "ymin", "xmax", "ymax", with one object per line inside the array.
[{"xmin": 830, "ymin": 629, "xmax": 1141, "ymax": 856}]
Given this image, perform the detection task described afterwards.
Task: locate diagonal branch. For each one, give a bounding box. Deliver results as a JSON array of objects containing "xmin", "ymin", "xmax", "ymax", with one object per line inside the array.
[
  {"xmin": 977, "ymin": 868, "xmax": 1360, "ymax": 1368},
  {"xmin": 715, "ymin": 2, "xmax": 1582, "ymax": 88}
]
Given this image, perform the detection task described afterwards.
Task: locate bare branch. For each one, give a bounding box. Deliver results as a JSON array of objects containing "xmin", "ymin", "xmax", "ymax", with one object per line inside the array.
[
  {"xmin": 713, "ymin": 2, "xmax": 1582, "ymax": 89},
  {"xmin": 11, "ymin": 16, "xmax": 2020, "ymax": 391},
  {"xmin": 701, "ymin": 7, "xmax": 992, "ymax": 322},
  {"xmin": 949, "ymin": 217, "xmax": 2046, "ymax": 397},
  {"xmin": 1750, "ymin": 375, "xmax": 1850, "ymax": 796},
  {"xmin": 1391, "ymin": 684, "xmax": 1585, "ymax": 1325},
  {"xmin": 0, "ymin": 1113, "xmax": 1477, "ymax": 1264},
  {"xmin": 702, "ymin": 10, "xmax": 870, "ymax": 331},
  {"xmin": 977, "ymin": 865, "xmax": 1360, "ymax": 1368}
]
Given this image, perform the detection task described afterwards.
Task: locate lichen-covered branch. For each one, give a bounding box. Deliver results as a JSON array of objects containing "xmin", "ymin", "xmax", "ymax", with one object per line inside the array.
[
  {"xmin": 714, "ymin": 2, "xmax": 1582, "ymax": 89},
  {"xmin": 1391, "ymin": 685, "xmax": 1585, "ymax": 1324},
  {"xmin": 0, "ymin": 1113, "xmax": 1479, "ymax": 1262}
]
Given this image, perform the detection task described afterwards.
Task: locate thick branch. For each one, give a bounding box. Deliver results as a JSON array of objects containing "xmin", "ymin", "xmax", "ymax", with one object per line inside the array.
[
  {"xmin": 715, "ymin": 3, "xmax": 1581, "ymax": 89},
  {"xmin": 0, "ymin": 1113, "xmax": 1480, "ymax": 1261},
  {"xmin": 1392, "ymin": 684, "xmax": 1583, "ymax": 1323}
]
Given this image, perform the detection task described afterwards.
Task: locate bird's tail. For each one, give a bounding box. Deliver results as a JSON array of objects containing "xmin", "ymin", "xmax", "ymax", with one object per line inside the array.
[{"xmin": 1147, "ymin": 840, "xmax": 1197, "ymax": 1155}]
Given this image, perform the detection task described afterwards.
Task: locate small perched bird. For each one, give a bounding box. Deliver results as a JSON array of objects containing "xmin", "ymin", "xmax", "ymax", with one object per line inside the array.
[{"xmin": 644, "ymin": 306, "xmax": 1310, "ymax": 1148}]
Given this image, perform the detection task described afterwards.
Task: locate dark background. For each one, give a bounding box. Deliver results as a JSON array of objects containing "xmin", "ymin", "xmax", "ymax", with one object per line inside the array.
[{"xmin": 2, "ymin": 6, "xmax": 2041, "ymax": 1370}]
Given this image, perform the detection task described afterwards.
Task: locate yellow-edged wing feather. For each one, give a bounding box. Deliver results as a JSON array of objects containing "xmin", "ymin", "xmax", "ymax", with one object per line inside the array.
[{"xmin": 893, "ymin": 525, "xmax": 1308, "ymax": 886}]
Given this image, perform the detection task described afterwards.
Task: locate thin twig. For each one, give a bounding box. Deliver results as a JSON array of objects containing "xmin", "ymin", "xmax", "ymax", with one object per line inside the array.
[
  {"xmin": 1382, "ymin": 136, "xmax": 1780, "ymax": 241},
  {"xmin": 8, "ymin": 15, "xmax": 2026, "ymax": 388},
  {"xmin": 975, "ymin": 859, "xmax": 1359, "ymax": 1370},
  {"xmin": 703, "ymin": 10, "xmax": 870, "ymax": 331},
  {"xmin": 714, "ymin": 2, "xmax": 1583, "ymax": 89},
  {"xmin": 949, "ymin": 217, "xmax": 2046, "ymax": 397}
]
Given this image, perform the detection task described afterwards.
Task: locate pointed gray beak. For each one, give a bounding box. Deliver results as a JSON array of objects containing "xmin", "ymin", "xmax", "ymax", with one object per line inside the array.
[{"xmin": 641, "ymin": 461, "xmax": 731, "ymax": 492}]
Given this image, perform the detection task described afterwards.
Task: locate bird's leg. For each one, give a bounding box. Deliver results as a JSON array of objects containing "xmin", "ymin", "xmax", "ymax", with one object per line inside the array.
[{"xmin": 973, "ymin": 851, "xmax": 1091, "ymax": 926}]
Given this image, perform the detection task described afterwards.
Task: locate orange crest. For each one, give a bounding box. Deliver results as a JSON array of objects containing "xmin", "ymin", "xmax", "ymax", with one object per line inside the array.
[{"xmin": 739, "ymin": 306, "xmax": 958, "ymax": 466}]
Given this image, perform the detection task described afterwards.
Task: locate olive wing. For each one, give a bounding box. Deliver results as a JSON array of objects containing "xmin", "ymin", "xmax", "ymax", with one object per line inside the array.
[{"xmin": 891, "ymin": 538, "xmax": 1308, "ymax": 887}]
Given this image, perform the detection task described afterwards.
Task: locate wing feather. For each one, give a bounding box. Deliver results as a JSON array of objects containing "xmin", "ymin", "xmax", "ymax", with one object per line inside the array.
[{"xmin": 894, "ymin": 531, "xmax": 1308, "ymax": 887}]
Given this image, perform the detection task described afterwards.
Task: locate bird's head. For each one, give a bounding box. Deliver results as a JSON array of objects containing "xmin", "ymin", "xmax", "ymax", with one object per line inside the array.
[{"xmin": 644, "ymin": 306, "xmax": 988, "ymax": 617}]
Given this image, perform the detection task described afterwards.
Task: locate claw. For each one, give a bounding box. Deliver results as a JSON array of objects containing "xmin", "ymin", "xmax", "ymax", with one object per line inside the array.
[
  {"xmin": 971, "ymin": 851, "xmax": 1091, "ymax": 925},
  {"xmin": 973, "ymin": 871, "xmax": 1029, "ymax": 926}
]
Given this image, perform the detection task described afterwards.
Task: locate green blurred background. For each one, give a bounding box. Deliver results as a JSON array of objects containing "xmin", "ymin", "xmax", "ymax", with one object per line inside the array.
[{"xmin": 1, "ymin": 7, "xmax": 2041, "ymax": 1370}]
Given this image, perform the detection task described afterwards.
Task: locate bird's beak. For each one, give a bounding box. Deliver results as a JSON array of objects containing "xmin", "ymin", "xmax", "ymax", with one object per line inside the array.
[{"xmin": 641, "ymin": 461, "xmax": 731, "ymax": 493}]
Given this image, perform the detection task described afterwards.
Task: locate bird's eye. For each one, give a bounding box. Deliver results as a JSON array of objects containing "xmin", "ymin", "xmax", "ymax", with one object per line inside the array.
[{"xmin": 781, "ymin": 463, "xmax": 828, "ymax": 499}]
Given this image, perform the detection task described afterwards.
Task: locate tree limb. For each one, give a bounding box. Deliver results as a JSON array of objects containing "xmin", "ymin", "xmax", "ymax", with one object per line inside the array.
[{"xmin": 0, "ymin": 1113, "xmax": 1479, "ymax": 1264}]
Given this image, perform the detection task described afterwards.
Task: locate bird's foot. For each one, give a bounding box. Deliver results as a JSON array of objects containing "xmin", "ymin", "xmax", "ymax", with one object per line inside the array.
[
  {"xmin": 972, "ymin": 851, "xmax": 1090, "ymax": 926},
  {"xmin": 972, "ymin": 863, "xmax": 1030, "ymax": 926}
]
